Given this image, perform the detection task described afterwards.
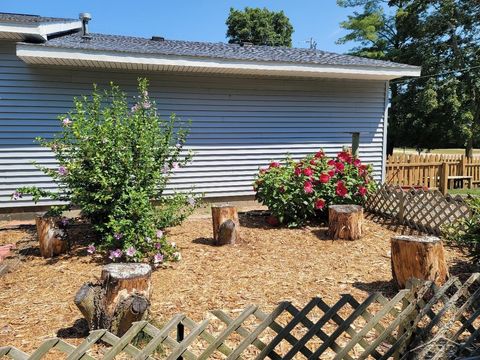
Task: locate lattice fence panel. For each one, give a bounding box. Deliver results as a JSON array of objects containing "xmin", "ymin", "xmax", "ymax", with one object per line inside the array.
[
  {"xmin": 366, "ymin": 184, "xmax": 470, "ymax": 235},
  {"xmin": 1, "ymin": 275, "xmax": 479, "ymax": 359}
]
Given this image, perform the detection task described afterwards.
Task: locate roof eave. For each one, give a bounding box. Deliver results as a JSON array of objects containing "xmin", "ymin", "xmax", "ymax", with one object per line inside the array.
[
  {"xmin": 0, "ymin": 21, "xmax": 82, "ymax": 41},
  {"xmin": 16, "ymin": 44, "xmax": 421, "ymax": 80}
]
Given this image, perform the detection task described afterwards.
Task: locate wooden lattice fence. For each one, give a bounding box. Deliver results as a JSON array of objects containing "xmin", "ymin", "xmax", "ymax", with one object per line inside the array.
[
  {"xmin": 366, "ymin": 184, "xmax": 470, "ymax": 235},
  {"xmin": 1, "ymin": 275, "xmax": 479, "ymax": 359}
]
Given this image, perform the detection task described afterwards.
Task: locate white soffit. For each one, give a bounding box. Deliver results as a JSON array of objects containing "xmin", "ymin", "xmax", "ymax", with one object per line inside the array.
[
  {"xmin": 0, "ymin": 21, "xmax": 82, "ymax": 41},
  {"xmin": 16, "ymin": 44, "xmax": 422, "ymax": 80}
]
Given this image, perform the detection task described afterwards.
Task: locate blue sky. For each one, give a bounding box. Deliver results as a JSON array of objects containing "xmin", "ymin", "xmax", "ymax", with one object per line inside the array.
[{"xmin": 1, "ymin": 0, "xmax": 358, "ymax": 53}]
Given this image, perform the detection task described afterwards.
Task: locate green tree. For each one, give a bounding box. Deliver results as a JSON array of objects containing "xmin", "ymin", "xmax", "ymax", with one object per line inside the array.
[
  {"xmin": 226, "ymin": 7, "xmax": 293, "ymax": 47},
  {"xmin": 337, "ymin": 0, "xmax": 480, "ymax": 156}
]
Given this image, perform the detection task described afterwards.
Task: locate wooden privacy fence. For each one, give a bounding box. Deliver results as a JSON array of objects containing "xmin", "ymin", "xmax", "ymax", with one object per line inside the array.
[
  {"xmin": 386, "ymin": 154, "xmax": 480, "ymax": 193},
  {"xmin": 366, "ymin": 184, "xmax": 470, "ymax": 235},
  {"xmin": 1, "ymin": 274, "xmax": 479, "ymax": 359}
]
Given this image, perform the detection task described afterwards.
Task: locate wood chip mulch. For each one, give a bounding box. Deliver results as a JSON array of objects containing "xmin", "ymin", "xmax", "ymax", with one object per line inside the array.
[{"xmin": 0, "ymin": 211, "xmax": 473, "ymax": 357}]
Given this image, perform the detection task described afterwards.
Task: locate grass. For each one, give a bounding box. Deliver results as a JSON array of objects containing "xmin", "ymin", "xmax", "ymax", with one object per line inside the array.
[{"xmin": 449, "ymin": 188, "xmax": 480, "ymax": 196}]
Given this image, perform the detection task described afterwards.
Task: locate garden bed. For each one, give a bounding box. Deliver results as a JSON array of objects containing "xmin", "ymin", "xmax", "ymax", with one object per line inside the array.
[{"xmin": 0, "ymin": 210, "xmax": 473, "ymax": 357}]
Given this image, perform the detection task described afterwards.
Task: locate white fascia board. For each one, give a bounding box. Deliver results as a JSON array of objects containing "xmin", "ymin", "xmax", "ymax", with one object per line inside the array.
[
  {"xmin": 0, "ymin": 21, "xmax": 81, "ymax": 41},
  {"xmin": 16, "ymin": 44, "xmax": 422, "ymax": 80}
]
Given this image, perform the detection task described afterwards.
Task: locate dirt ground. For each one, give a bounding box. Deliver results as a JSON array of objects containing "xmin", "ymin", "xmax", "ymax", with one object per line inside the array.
[{"xmin": 0, "ymin": 211, "xmax": 474, "ymax": 357}]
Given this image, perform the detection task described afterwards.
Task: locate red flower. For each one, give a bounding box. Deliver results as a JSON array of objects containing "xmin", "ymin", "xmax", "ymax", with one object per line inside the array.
[
  {"xmin": 353, "ymin": 159, "xmax": 361, "ymax": 167},
  {"xmin": 294, "ymin": 167, "xmax": 302, "ymax": 176},
  {"xmin": 328, "ymin": 169, "xmax": 335, "ymax": 177},
  {"xmin": 336, "ymin": 181, "xmax": 348, "ymax": 197},
  {"xmin": 319, "ymin": 173, "xmax": 330, "ymax": 183},
  {"xmin": 327, "ymin": 159, "xmax": 336, "ymax": 166},
  {"xmin": 358, "ymin": 186, "xmax": 367, "ymax": 196},
  {"xmin": 304, "ymin": 181, "xmax": 314, "ymax": 194},
  {"xmin": 338, "ymin": 151, "xmax": 352, "ymax": 163},
  {"xmin": 315, "ymin": 199, "xmax": 326, "ymax": 210},
  {"xmin": 359, "ymin": 164, "xmax": 368, "ymax": 176},
  {"xmin": 303, "ymin": 167, "xmax": 313, "ymax": 177},
  {"xmin": 315, "ymin": 150, "xmax": 325, "ymax": 158},
  {"xmin": 310, "ymin": 159, "xmax": 317, "ymax": 165},
  {"xmin": 269, "ymin": 161, "xmax": 280, "ymax": 168},
  {"xmin": 335, "ymin": 162, "xmax": 345, "ymax": 172}
]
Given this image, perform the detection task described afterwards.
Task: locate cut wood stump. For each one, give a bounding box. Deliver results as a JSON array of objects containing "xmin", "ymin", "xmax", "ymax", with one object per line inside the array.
[
  {"xmin": 328, "ymin": 205, "xmax": 363, "ymax": 240},
  {"xmin": 391, "ymin": 235, "xmax": 449, "ymax": 289},
  {"xmin": 75, "ymin": 263, "xmax": 152, "ymax": 336},
  {"xmin": 211, "ymin": 204, "xmax": 240, "ymax": 245},
  {"xmin": 36, "ymin": 216, "xmax": 68, "ymax": 258}
]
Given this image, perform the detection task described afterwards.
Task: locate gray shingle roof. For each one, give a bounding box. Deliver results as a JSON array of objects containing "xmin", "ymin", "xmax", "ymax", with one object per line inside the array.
[
  {"xmin": 0, "ymin": 12, "xmax": 76, "ymax": 24},
  {"xmin": 41, "ymin": 32, "xmax": 418, "ymax": 69}
]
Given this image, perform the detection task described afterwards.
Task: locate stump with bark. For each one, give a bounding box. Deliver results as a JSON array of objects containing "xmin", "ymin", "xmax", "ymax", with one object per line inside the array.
[
  {"xmin": 75, "ymin": 263, "xmax": 152, "ymax": 336},
  {"xmin": 328, "ymin": 205, "xmax": 363, "ymax": 240},
  {"xmin": 36, "ymin": 216, "xmax": 68, "ymax": 258},
  {"xmin": 391, "ymin": 235, "xmax": 449, "ymax": 289},
  {"xmin": 211, "ymin": 204, "xmax": 240, "ymax": 245}
]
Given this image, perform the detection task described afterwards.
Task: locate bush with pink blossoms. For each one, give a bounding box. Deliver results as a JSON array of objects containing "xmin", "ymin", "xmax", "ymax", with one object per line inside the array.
[
  {"xmin": 253, "ymin": 149, "xmax": 376, "ymax": 227},
  {"xmin": 13, "ymin": 79, "xmax": 202, "ymax": 264}
]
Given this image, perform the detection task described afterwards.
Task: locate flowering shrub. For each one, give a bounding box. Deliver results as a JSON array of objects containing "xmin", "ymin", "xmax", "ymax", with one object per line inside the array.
[
  {"xmin": 14, "ymin": 79, "xmax": 202, "ymax": 264},
  {"xmin": 253, "ymin": 149, "xmax": 376, "ymax": 227}
]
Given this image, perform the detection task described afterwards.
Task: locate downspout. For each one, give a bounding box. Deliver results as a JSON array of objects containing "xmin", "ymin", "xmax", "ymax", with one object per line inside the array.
[{"xmin": 381, "ymin": 80, "xmax": 390, "ymax": 183}]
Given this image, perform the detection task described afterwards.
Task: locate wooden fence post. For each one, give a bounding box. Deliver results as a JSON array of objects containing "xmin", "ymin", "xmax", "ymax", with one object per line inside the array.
[
  {"xmin": 439, "ymin": 162, "xmax": 449, "ymax": 195},
  {"xmin": 460, "ymin": 155, "xmax": 467, "ymax": 176}
]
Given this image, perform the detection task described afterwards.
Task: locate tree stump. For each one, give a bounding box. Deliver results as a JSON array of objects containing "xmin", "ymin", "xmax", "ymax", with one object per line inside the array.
[
  {"xmin": 391, "ymin": 235, "xmax": 449, "ymax": 289},
  {"xmin": 75, "ymin": 263, "xmax": 152, "ymax": 336},
  {"xmin": 211, "ymin": 204, "xmax": 240, "ymax": 245},
  {"xmin": 36, "ymin": 216, "xmax": 68, "ymax": 258},
  {"xmin": 328, "ymin": 205, "xmax": 363, "ymax": 240}
]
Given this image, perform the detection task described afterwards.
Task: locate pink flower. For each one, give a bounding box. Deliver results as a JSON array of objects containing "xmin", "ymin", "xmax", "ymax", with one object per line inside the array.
[
  {"xmin": 319, "ymin": 173, "xmax": 330, "ymax": 184},
  {"xmin": 172, "ymin": 162, "xmax": 180, "ymax": 169},
  {"xmin": 269, "ymin": 161, "xmax": 280, "ymax": 168},
  {"xmin": 315, "ymin": 199, "xmax": 326, "ymax": 210},
  {"xmin": 155, "ymin": 243, "xmax": 162, "ymax": 250},
  {"xmin": 309, "ymin": 159, "xmax": 316, "ymax": 165},
  {"xmin": 303, "ymin": 167, "xmax": 313, "ymax": 177},
  {"xmin": 327, "ymin": 159, "xmax": 336, "ymax": 166},
  {"xmin": 315, "ymin": 150, "xmax": 325, "ymax": 158},
  {"xmin": 335, "ymin": 162, "xmax": 345, "ymax": 173},
  {"xmin": 154, "ymin": 253, "xmax": 164, "ymax": 264},
  {"xmin": 353, "ymin": 159, "xmax": 362, "ymax": 167},
  {"xmin": 87, "ymin": 244, "xmax": 96, "ymax": 254},
  {"xmin": 358, "ymin": 186, "xmax": 367, "ymax": 196},
  {"xmin": 11, "ymin": 191, "xmax": 22, "ymax": 200},
  {"xmin": 62, "ymin": 118, "xmax": 72, "ymax": 126},
  {"xmin": 58, "ymin": 166, "xmax": 68, "ymax": 176},
  {"xmin": 304, "ymin": 181, "xmax": 314, "ymax": 194},
  {"xmin": 294, "ymin": 167, "xmax": 302, "ymax": 176},
  {"xmin": 338, "ymin": 151, "xmax": 352, "ymax": 163},
  {"xmin": 126, "ymin": 246, "xmax": 136, "ymax": 257},
  {"xmin": 328, "ymin": 170, "xmax": 335, "ymax": 177},
  {"xmin": 156, "ymin": 230, "xmax": 163, "ymax": 238},
  {"xmin": 336, "ymin": 181, "xmax": 348, "ymax": 197},
  {"xmin": 109, "ymin": 249, "xmax": 123, "ymax": 260}
]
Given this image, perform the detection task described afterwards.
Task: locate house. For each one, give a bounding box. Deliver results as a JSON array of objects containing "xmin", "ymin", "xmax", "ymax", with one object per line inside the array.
[{"xmin": 0, "ymin": 12, "xmax": 421, "ymax": 209}]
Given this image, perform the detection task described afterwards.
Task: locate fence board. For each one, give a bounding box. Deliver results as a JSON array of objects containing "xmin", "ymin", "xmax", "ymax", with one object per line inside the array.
[{"xmin": 386, "ymin": 153, "xmax": 480, "ymax": 191}]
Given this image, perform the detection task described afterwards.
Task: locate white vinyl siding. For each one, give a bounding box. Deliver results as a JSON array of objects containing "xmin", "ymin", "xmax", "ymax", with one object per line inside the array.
[{"xmin": 0, "ymin": 41, "xmax": 388, "ymax": 208}]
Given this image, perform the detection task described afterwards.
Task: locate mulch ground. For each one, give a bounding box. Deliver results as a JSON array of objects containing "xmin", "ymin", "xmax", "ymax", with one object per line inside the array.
[{"xmin": 0, "ymin": 210, "xmax": 474, "ymax": 358}]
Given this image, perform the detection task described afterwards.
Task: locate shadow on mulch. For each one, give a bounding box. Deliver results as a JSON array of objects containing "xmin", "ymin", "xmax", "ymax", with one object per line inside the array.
[
  {"xmin": 57, "ymin": 318, "xmax": 89, "ymax": 339},
  {"xmin": 449, "ymin": 258, "xmax": 480, "ymax": 281},
  {"xmin": 192, "ymin": 237, "xmax": 215, "ymax": 246},
  {"xmin": 365, "ymin": 213, "xmax": 427, "ymax": 236},
  {"xmin": 353, "ymin": 279, "xmax": 398, "ymax": 297}
]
